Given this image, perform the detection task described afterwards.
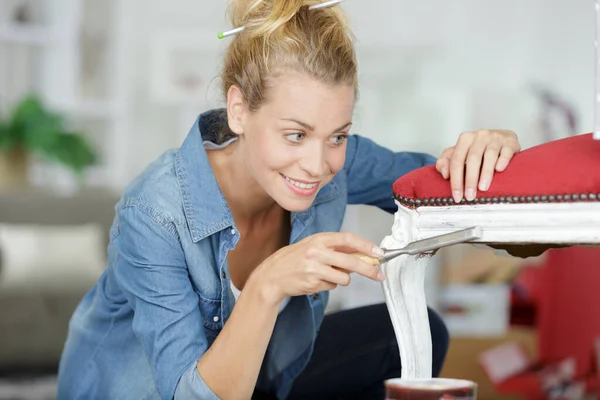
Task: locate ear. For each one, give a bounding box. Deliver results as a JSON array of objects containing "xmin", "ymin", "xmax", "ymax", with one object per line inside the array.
[{"xmin": 226, "ymin": 85, "xmax": 246, "ymax": 135}]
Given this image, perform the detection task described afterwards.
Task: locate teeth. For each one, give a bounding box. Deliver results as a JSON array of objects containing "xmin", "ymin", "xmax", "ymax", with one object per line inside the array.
[{"xmin": 285, "ymin": 176, "xmax": 317, "ymax": 189}]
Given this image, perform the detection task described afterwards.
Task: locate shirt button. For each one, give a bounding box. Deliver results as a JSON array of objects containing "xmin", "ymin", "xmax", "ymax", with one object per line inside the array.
[
  {"xmin": 213, "ymin": 316, "xmax": 219, "ymax": 322},
  {"xmin": 222, "ymin": 271, "xmax": 226, "ymax": 279},
  {"xmin": 230, "ymin": 228, "xmax": 236, "ymax": 235}
]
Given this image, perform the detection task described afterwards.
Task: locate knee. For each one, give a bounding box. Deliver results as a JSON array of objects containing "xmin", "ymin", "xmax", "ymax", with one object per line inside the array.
[{"xmin": 427, "ymin": 307, "xmax": 449, "ymax": 377}]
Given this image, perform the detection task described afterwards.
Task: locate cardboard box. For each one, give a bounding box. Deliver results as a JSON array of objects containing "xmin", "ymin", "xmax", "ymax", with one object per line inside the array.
[
  {"xmin": 440, "ymin": 284, "xmax": 511, "ymax": 337},
  {"xmin": 440, "ymin": 327, "xmax": 537, "ymax": 400}
]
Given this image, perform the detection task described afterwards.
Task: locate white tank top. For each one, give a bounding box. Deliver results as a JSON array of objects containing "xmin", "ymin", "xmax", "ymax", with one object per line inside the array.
[{"xmin": 230, "ymin": 281, "xmax": 291, "ymax": 313}]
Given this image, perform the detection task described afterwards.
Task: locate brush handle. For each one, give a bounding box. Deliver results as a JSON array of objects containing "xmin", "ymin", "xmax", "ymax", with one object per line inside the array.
[{"xmin": 350, "ymin": 252, "xmax": 381, "ymax": 267}]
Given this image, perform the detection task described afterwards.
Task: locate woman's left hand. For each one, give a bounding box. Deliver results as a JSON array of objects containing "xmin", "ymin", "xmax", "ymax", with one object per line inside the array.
[{"xmin": 435, "ymin": 129, "xmax": 521, "ymax": 203}]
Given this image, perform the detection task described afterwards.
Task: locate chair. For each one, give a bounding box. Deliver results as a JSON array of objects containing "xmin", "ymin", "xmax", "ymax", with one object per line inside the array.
[{"xmin": 382, "ymin": 132, "xmax": 600, "ymax": 382}]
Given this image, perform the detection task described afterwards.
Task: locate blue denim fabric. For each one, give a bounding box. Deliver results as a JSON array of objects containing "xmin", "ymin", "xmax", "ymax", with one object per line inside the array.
[{"xmin": 57, "ymin": 109, "xmax": 436, "ymax": 400}]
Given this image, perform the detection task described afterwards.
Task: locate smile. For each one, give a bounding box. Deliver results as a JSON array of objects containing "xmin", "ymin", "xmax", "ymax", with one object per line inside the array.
[
  {"xmin": 284, "ymin": 175, "xmax": 319, "ymax": 189},
  {"xmin": 281, "ymin": 174, "xmax": 320, "ymax": 197}
]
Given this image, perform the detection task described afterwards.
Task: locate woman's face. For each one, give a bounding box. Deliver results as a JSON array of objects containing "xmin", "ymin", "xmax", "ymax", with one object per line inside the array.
[{"xmin": 228, "ymin": 71, "xmax": 355, "ymax": 212}]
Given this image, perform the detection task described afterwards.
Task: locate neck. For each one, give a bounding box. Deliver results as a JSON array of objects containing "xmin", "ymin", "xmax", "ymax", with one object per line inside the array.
[{"xmin": 207, "ymin": 141, "xmax": 281, "ymax": 226}]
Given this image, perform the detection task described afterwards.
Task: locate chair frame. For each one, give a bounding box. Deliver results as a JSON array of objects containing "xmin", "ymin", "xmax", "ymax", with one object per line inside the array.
[{"xmin": 380, "ymin": 200, "xmax": 600, "ymax": 380}]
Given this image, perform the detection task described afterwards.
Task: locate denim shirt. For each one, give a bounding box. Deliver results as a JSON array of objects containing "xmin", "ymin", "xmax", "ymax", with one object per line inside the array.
[{"xmin": 57, "ymin": 109, "xmax": 435, "ymax": 400}]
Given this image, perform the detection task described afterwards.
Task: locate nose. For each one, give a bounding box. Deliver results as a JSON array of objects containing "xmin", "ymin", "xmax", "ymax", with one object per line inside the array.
[{"xmin": 298, "ymin": 143, "xmax": 328, "ymax": 178}]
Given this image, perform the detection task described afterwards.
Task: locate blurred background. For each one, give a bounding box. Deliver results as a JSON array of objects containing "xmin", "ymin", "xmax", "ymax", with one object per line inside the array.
[{"xmin": 0, "ymin": 0, "xmax": 598, "ymax": 399}]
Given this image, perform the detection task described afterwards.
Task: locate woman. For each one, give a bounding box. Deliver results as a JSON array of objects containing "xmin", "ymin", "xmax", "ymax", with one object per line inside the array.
[{"xmin": 58, "ymin": 1, "xmax": 521, "ymax": 399}]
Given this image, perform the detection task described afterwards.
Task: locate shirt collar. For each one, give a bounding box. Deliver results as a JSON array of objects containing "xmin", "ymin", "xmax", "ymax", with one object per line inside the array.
[{"xmin": 176, "ymin": 109, "xmax": 339, "ymax": 243}]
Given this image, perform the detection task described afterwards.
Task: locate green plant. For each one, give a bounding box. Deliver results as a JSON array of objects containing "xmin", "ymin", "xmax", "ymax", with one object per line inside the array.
[{"xmin": 0, "ymin": 94, "xmax": 97, "ymax": 174}]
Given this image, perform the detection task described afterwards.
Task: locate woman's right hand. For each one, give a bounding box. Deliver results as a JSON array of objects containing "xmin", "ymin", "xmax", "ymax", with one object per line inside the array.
[{"xmin": 250, "ymin": 232, "xmax": 385, "ymax": 306}]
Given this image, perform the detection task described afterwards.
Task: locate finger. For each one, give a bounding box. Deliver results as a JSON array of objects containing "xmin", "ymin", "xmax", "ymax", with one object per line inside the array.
[
  {"xmin": 318, "ymin": 265, "xmax": 353, "ymax": 286},
  {"xmin": 299, "ymin": 254, "xmax": 351, "ymax": 288},
  {"xmin": 449, "ymin": 133, "xmax": 474, "ymax": 203},
  {"xmin": 319, "ymin": 282, "xmax": 338, "ymax": 292},
  {"xmin": 435, "ymin": 147, "xmax": 454, "ymax": 179},
  {"xmin": 333, "ymin": 245, "xmax": 367, "ymax": 255},
  {"xmin": 317, "ymin": 248, "xmax": 382, "ymax": 282},
  {"xmin": 495, "ymin": 145, "xmax": 517, "ymax": 171},
  {"xmin": 464, "ymin": 139, "xmax": 488, "ymax": 201},
  {"xmin": 305, "ymin": 283, "xmax": 337, "ymax": 296},
  {"xmin": 317, "ymin": 232, "xmax": 383, "ymax": 258},
  {"xmin": 478, "ymin": 145, "xmax": 501, "ymax": 191},
  {"xmin": 350, "ymin": 252, "xmax": 381, "ymax": 267}
]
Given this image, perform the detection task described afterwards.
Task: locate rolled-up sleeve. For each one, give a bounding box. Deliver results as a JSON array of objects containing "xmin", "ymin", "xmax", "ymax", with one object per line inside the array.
[
  {"xmin": 344, "ymin": 134, "xmax": 437, "ymax": 213},
  {"xmin": 175, "ymin": 361, "xmax": 221, "ymax": 400},
  {"xmin": 113, "ymin": 204, "xmax": 219, "ymax": 400}
]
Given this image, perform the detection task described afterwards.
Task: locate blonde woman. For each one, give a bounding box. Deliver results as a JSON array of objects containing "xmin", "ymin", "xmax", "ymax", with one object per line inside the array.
[{"xmin": 58, "ymin": 1, "xmax": 521, "ymax": 399}]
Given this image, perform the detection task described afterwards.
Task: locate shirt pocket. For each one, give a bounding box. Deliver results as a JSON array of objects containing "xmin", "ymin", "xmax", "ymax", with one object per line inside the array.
[{"xmin": 195, "ymin": 291, "xmax": 222, "ymax": 346}]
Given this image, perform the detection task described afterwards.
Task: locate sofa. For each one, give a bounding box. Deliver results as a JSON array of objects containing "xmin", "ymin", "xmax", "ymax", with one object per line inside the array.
[{"xmin": 0, "ymin": 189, "xmax": 120, "ymax": 373}]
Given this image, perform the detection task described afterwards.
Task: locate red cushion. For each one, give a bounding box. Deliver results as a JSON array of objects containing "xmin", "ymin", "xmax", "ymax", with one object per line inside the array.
[{"xmin": 393, "ymin": 133, "xmax": 600, "ymax": 207}]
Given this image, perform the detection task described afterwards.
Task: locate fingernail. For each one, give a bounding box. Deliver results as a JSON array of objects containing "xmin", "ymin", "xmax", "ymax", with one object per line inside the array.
[
  {"xmin": 452, "ymin": 190, "xmax": 462, "ymax": 203},
  {"xmin": 372, "ymin": 246, "xmax": 384, "ymax": 257},
  {"xmin": 479, "ymin": 180, "xmax": 489, "ymax": 191},
  {"xmin": 377, "ymin": 271, "xmax": 385, "ymax": 282},
  {"xmin": 466, "ymin": 188, "xmax": 476, "ymax": 201},
  {"xmin": 441, "ymin": 167, "xmax": 448, "ymax": 178}
]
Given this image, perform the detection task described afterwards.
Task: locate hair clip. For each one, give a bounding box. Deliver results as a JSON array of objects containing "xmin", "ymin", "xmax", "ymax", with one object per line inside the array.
[{"xmin": 217, "ymin": 0, "xmax": 346, "ymax": 39}]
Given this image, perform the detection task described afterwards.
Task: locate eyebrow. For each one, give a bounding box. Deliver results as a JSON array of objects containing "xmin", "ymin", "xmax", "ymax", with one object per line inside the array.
[{"xmin": 281, "ymin": 118, "xmax": 352, "ymax": 133}]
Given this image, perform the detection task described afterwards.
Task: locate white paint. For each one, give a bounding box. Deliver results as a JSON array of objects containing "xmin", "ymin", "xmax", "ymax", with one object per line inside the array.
[
  {"xmin": 380, "ymin": 206, "xmax": 433, "ymax": 379},
  {"xmin": 381, "ymin": 200, "xmax": 600, "ymax": 380},
  {"xmin": 405, "ymin": 201, "xmax": 600, "ymax": 244}
]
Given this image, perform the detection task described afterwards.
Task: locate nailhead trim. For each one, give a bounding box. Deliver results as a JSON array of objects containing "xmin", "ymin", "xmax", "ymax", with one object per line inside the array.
[{"xmin": 394, "ymin": 192, "xmax": 600, "ymax": 209}]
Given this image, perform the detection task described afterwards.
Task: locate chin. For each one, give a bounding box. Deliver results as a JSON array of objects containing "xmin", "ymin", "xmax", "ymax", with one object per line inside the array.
[{"xmin": 275, "ymin": 196, "xmax": 315, "ymax": 213}]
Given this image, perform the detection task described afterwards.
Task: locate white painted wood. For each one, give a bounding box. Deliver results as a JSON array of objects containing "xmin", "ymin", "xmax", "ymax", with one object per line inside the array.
[
  {"xmin": 381, "ymin": 200, "xmax": 600, "ymax": 380},
  {"xmin": 400, "ymin": 202, "xmax": 600, "ymax": 244},
  {"xmin": 380, "ymin": 207, "xmax": 433, "ymax": 379}
]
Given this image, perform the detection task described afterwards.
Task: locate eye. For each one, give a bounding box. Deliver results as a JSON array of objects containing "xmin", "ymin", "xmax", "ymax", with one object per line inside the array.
[
  {"xmin": 330, "ymin": 134, "xmax": 349, "ymax": 146},
  {"xmin": 285, "ymin": 132, "xmax": 305, "ymax": 143}
]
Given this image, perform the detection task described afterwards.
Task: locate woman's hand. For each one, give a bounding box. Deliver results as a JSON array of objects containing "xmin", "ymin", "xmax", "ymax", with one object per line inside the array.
[
  {"xmin": 435, "ymin": 129, "xmax": 521, "ymax": 203},
  {"xmin": 250, "ymin": 232, "xmax": 385, "ymax": 306}
]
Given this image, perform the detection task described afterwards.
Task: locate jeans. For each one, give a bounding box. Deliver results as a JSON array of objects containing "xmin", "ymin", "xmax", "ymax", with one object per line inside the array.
[{"xmin": 253, "ymin": 303, "xmax": 450, "ymax": 400}]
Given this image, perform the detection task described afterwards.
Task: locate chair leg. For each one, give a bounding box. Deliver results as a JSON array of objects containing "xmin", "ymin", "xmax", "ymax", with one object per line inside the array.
[{"xmin": 380, "ymin": 206, "xmax": 435, "ymax": 379}]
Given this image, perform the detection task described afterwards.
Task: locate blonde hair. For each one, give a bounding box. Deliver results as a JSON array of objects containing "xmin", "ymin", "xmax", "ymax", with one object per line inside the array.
[{"xmin": 221, "ymin": 0, "xmax": 358, "ymax": 114}]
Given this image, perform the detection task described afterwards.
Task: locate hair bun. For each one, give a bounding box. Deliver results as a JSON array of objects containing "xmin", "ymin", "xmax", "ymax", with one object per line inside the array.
[
  {"xmin": 228, "ymin": 0, "xmax": 339, "ymax": 40},
  {"xmin": 221, "ymin": 0, "xmax": 356, "ymax": 113}
]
